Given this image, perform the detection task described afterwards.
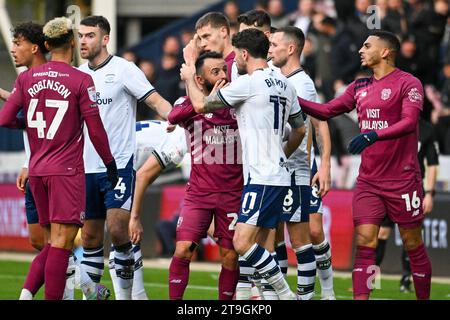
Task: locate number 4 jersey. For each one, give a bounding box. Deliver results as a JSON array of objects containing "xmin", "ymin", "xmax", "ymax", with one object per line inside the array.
[{"xmin": 0, "ymin": 61, "xmax": 109, "ymax": 176}]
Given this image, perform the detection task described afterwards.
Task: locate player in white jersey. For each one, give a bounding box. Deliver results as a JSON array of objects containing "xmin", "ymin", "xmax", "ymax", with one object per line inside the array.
[
  {"xmin": 269, "ymin": 26, "xmax": 335, "ymax": 300},
  {"xmin": 106, "ymin": 120, "xmax": 186, "ymax": 300},
  {"xmin": 181, "ymin": 28, "xmax": 306, "ymax": 300},
  {"xmin": 77, "ymin": 16, "xmax": 172, "ymax": 300}
]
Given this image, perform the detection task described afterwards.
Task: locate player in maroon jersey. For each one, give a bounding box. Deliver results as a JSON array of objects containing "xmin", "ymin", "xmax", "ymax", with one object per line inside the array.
[
  {"xmin": 0, "ymin": 17, "xmax": 118, "ymax": 300},
  {"xmin": 0, "ymin": 22, "xmax": 47, "ymax": 251},
  {"xmin": 167, "ymin": 51, "xmax": 241, "ymax": 300},
  {"xmin": 297, "ymin": 30, "xmax": 431, "ymax": 300}
]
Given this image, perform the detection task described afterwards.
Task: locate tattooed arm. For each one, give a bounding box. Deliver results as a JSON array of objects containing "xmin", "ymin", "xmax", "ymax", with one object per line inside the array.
[{"xmin": 310, "ymin": 117, "xmax": 331, "ymax": 197}]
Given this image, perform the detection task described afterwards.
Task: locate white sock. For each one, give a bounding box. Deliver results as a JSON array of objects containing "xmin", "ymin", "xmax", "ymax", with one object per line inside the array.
[
  {"xmin": 108, "ymin": 246, "xmax": 122, "ymax": 300},
  {"xmin": 63, "ymin": 255, "xmax": 75, "ymax": 300},
  {"xmin": 313, "ymin": 240, "xmax": 334, "ymax": 297},
  {"xmin": 132, "ymin": 244, "xmax": 148, "ymax": 300},
  {"xmin": 261, "ymin": 278, "xmax": 278, "ymax": 300},
  {"xmin": 114, "ymin": 242, "xmax": 135, "ymax": 300},
  {"xmin": 235, "ymin": 256, "xmax": 254, "ymax": 300},
  {"xmin": 243, "ymin": 244, "xmax": 294, "ymax": 300},
  {"xmin": 74, "ymin": 255, "xmax": 97, "ymax": 298},
  {"xmin": 19, "ymin": 288, "xmax": 33, "ymax": 300}
]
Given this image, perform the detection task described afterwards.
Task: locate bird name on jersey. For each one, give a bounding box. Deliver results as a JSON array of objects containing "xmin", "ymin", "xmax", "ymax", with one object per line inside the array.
[
  {"xmin": 361, "ymin": 108, "xmax": 389, "ymax": 130},
  {"xmin": 27, "ymin": 79, "xmax": 71, "ymax": 99},
  {"xmin": 177, "ymin": 304, "xmax": 272, "ymax": 318}
]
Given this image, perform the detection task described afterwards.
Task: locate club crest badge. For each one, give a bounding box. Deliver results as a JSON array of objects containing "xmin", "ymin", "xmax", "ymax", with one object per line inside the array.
[
  {"xmin": 381, "ymin": 88, "xmax": 391, "ymax": 101},
  {"xmin": 408, "ymin": 88, "xmax": 423, "ymax": 103}
]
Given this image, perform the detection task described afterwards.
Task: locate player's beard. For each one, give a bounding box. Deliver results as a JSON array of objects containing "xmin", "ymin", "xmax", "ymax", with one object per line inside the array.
[
  {"xmin": 237, "ymin": 64, "xmax": 247, "ymax": 75},
  {"xmin": 83, "ymin": 43, "xmax": 102, "ymax": 60}
]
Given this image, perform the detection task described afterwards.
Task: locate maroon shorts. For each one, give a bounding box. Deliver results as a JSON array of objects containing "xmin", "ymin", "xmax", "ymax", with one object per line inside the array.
[
  {"xmin": 353, "ymin": 178, "xmax": 424, "ymax": 229},
  {"xmin": 29, "ymin": 172, "xmax": 86, "ymax": 227},
  {"xmin": 176, "ymin": 186, "xmax": 241, "ymax": 249}
]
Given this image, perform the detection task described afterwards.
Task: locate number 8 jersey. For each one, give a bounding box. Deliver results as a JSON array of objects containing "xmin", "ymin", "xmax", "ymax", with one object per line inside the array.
[
  {"xmin": 1, "ymin": 61, "xmax": 104, "ymax": 176},
  {"xmin": 217, "ymin": 67, "xmax": 302, "ymax": 186}
]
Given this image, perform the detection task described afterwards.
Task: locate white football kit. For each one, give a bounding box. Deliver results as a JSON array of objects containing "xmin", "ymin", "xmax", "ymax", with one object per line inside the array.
[
  {"xmin": 135, "ymin": 120, "xmax": 187, "ymax": 170},
  {"xmin": 79, "ymin": 55, "xmax": 156, "ymax": 173}
]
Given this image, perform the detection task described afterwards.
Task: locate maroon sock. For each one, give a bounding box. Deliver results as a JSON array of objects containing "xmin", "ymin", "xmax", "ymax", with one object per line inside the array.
[
  {"xmin": 352, "ymin": 246, "xmax": 376, "ymax": 300},
  {"xmin": 168, "ymin": 256, "xmax": 190, "ymax": 300},
  {"xmin": 218, "ymin": 266, "xmax": 239, "ymax": 300},
  {"xmin": 44, "ymin": 247, "xmax": 71, "ymax": 300},
  {"xmin": 407, "ymin": 244, "xmax": 432, "ymax": 300},
  {"xmin": 23, "ymin": 243, "xmax": 50, "ymax": 295}
]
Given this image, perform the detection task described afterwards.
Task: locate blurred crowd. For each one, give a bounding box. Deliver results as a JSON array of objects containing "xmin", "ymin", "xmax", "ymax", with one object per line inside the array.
[{"xmin": 122, "ymin": 0, "xmax": 450, "ymax": 158}]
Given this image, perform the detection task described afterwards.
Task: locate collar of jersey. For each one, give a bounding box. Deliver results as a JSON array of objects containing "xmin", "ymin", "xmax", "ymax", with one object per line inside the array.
[
  {"xmin": 88, "ymin": 54, "xmax": 114, "ymax": 71},
  {"xmin": 286, "ymin": 68, "xmax": 304, "ymax": 78}
]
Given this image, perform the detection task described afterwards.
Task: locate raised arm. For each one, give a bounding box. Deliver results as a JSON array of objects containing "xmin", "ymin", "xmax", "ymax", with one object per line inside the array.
[
  {"xmin": 180, "ymin": 63, "xmax": 228, "ymax": 113},
  {"xmin": 298, "ymin": 82, "xmax": 356, "ymax": 120},
  {"xmin": 167, "ymin": 97, "xmax": 197, "ymax": 126}
]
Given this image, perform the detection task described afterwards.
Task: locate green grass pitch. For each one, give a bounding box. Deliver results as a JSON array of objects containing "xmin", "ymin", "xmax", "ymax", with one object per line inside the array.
[{"xmin": 0, "ymin": 260, "xmax": 449, "ymax": 300}]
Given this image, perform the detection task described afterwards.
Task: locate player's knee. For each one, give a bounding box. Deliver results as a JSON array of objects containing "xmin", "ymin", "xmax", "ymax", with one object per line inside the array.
[
  {"xmin": 220, "ymin": 248, "xmax": 238, "ymax": 270},
  {"xmin": 309, "ymin": 226, "xmax": 324, "ymax": 244},
  {"xmin": 81, "ymin": 229, "xmax": 103, "ymax": 248},
  {"xmin": 174, "ymin": 242, "xmax": 195, "ymax": 260},
  {"xmin": 232, "ymin": 237, "xmax": 249, "ymax": 256},
  {"xmin": 29, "ymin": 236, "xmax": 44, "ymax": 251},
  {"xmin": 402, "ymin": 235, "xmax": 423, "ymax": 251},
  {"xmin": 355, "ymin": 233, "xmax": 377, "ymax": 248}
]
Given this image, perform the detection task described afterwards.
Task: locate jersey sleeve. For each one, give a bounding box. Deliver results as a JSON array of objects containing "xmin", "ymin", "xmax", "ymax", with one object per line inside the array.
[
  {"xmin": 123, "ymin": 61, "xmax": 156, "ymax": 102},
  {"xmin": 167, "ymin": 96, "xmax": 196, "ymax": 127},
  {"xmin": 217, "ymin": 75, "xmax": 250, "ymax": 108},
  {"xmin": 298, "ymin": 81, "xmax": 356, "ymax": 120},
  {"xmin": 79, "ymin": 75, "xmax": 100, "ymax": 119},
  {"xmin": 0, "ymin": 73, "xmax": 26, "ymax": 128},
  {"xmin": 376, "ymin": 77, "xmax": 424, "ymax": 140},
  {"xmin": 289, "ymin": 90, "xmax": 302, "ymax": 119}
]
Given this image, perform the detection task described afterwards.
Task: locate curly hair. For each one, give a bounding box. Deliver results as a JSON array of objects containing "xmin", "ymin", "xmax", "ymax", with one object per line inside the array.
[{"xmin": 12, "ymin": 21, "xmax": 47, "ymax": 54}]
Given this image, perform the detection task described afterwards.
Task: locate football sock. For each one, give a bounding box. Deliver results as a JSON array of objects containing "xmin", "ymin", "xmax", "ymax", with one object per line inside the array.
[
  {"xmin": 108, "ymin": 246, "xmax": 121, "ymax": 299},
  {"xmin": 408, "ymin": 244, "xmax": 432, "ymax": 300},
  {"xmin": 352, "ymin": 246, "xmax": 376, "ymax": 300},
  {"xmin": 81, "ymin": 246, "xmax": 104, "ymax": 283},
  {"xmin": 235, "ymin": 256, "xmax": 254, "ymax": 300},
  {"xmin": 243, "ymin": 244, "xmax": 294, "ymax": 300},
  {"xmin": 132, "ymin": 244, "xmax": 148, "ymax": 300},
  {"xmin": 375, "ymin": 239, "xmax": 387, "ymax": 266},
  {"xmin": 23, "ymin": 243, "xmax": 50, "ymax": 296},
  {"xmin": 73, "ymin": 254, "xmax": 98, "ymax": 298},
  {"xmin": 275, "ymin": 241, "xmax": 288, "ymax": 276},
  {"xmin": 313, "ymin": 239, "xmax": 334, "ymax": 298},
  {"xmin": 218, "ymin": 265, "xmax": 239, "ymax": 300},
  {"xmin": 295, "ymin": 244, "xmax": 316, "ymax": 300},
  {"xmin": 114, "ymin": 241, "xmax": 135, "ymax": 300},
  {"xmin": 44, "ymin": 247, "xmax": 71, "ymax": 300},
  {"xmin": 63, "ymin": 254, "xmax": 75, "ymax": 300},
  {"xmin": 168, "ymin": 256, "xmax": 190, "ymax": 300}
]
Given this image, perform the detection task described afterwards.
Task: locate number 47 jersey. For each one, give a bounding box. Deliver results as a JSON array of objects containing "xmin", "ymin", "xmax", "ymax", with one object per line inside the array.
[{"xmin": 1, "ymin": 61, "xmax": 101, "ymax": 176}]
